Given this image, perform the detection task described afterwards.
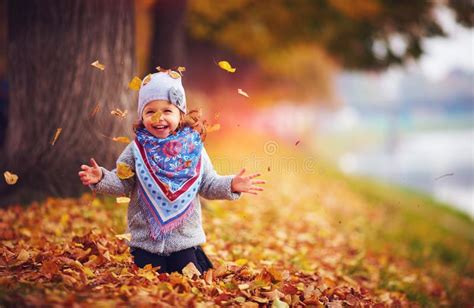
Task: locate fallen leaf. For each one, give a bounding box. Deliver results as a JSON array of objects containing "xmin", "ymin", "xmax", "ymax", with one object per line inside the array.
[
  {"xmin": 184, "ymin": 160, "xmax": 192, "ymax": 168},
  {"xmin": 91, "ymin": 60, "xmax": 105, "ymax": 71},
  {"xmin": 51, "ymin": 128, "xmax": 62, "ymax": 146},
  {"xmin": 271, "ymin": 298, "xmax": 289, "ymax": 308},
  {"xmin": 128, "ymin": 76, "xmax": 142, "ymax": 91},
  {"xmin": 17, "ymin": 249, "xmax": 30, "ymax": 262},
  {"xmin": 295, "ymin": 140, "xmax": 300, "ymax": 146},
  {"xmin": 116, "ymin": 197, "xmax": 131, "ymax": 204},
  {"xmin": 218, "ymin": 60, "xmax": 236, "ymax": 73},
  {"xmin": 238, "ymin": 88, "xmax": 249, "ymax": 98},
  {"xmin": 182, "ymin": 262, "xmax": 201, "ymax": 279},
  {"xmin": 116, "ymin": 162, "xmax": 134, "ymax": 179},
  {"xmin": 115, "ymin": 233, "xmax": 131, "ymax": 241},
  {"xmin": 112, "ymin": 136, "xmax": 131, "ymax": 144},
  {"xmin": 3, "ymin": 171, "xmax": 18, "ymax": 185}
]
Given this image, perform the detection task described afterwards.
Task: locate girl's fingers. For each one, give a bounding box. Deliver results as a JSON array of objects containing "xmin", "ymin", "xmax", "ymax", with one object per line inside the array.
[
  {"xmin": 252, "ymin": 180, "xmax": 266, "ymax": 184},
  {"xmin": 237, "ymin": 168, "xmax": 246, "ymax": 177},
  {"xmin": 81, "ymin": 165, "xmax": 91, "ymax": 171},
  {"xmin": 249, "ymin": 186, "xmax": 264, "ymax": 191},
  {"xmin": 247, "ymin": 173, "xmax": 261, "ymax": 179},
  {"xmin": 243, "ymin": 191, "xmax": 258, "ymax": 195},
  {"xmin": 90, "ymin": 158, "xmax": 99, "ymax": 168}
]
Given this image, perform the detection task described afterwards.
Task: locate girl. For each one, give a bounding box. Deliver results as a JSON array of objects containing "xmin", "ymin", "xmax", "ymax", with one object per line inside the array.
[{"xmin": 78, "ymin": 70, "xmax": 265, "ymax": 274}]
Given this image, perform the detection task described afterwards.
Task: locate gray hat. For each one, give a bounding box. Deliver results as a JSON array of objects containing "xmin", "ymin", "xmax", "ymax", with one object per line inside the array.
[{"xmin": 137, "ymin": 71, "xmax": 186, "ymax": 119}]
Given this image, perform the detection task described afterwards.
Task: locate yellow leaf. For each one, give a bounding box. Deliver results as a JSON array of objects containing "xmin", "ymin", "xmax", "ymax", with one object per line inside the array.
[
  {"xmin": 128, "ymin": 76, "xmax": 142, "ymax": 91},
  {"xmin": 142, "ymin": 74, "xmax": 152, "ymax": 86},
  {"xmin": 60, "ymin": 214, "xmax": 70, "ymax": 226},
  {"xmin": 151, "ymin": 111, "xmax": 162, "ymax": 124},
  {"xmin": 112, "ymin": 136, "xmax": 130, "ymax": 144},
  {"xmin": 139, "ymin": 270, "xmax": 157, "ymax": 281},
  {"xmin": 116, "ymin": 197, "xmax": 131, "ymax": 204},
  {"xmin": 19, "ymin": 228, "xmax": 31, "ymax": 237},
  {"xmin": 207, "ymin": 123, "xmax": 221, "ymax": 133},
  {"xmin": 218, "ymin": 60, "xmax": 236, "ymax": 73},
  {"xmin": 17, "ymin": 249, "xmax": 30, "ymax": 262},
  {"xmin": 91, "ymin": 60, "xmax": 105, "ymax": 71},
  {"xmin": 51, "ymin": 128, "xmax": 62, "ymax": 146},
  {"xmin": 238, "ymin": 88, "xmax": 250, "ymax": 98},
  {"xmin": 235, "ymin": 258, "xmax": 248, "ymax": 266},
  {"xmin": 115, "ymin": 233, "xmax": 131, "ymax": 241},
  {"xmin": 3, "ymin": 171, "xmax": 18, "ymax": 185},
  {"xmin": 83, "ymin": 266, "xmax": 95, "ymax": 278},
  {"xmin": 110, "ymin": 108, "xmax": 128, "ymax": 118},
  {"xmin": 182, "ymin": 262, "xmax": 201, "ymax": 279},
  {"xmin": 116, "ymin": 162, "xmax": 134, "ymax": 179},
  {"xmin": 177, "ymin": 66, "xmax": 186, "ymax": 75},
  {"xmin": 168, "ymin": 71, "xmax": 181, "ymax": 79}
]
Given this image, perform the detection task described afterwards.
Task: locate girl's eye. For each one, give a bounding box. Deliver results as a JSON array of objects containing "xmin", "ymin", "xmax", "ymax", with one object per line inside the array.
[
  {"xmin": 164, "ymin": 110, "xmax": 172, "ymax": 113},
  {"xmin": 146, "ymin": 111, "xmax": 154, "ymax": 114}
]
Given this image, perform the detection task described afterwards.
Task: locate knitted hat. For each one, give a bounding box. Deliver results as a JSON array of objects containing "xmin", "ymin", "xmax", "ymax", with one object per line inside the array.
[{"xmin": 137, "ymin": 71, "xmax": 186, "ymax": 119}]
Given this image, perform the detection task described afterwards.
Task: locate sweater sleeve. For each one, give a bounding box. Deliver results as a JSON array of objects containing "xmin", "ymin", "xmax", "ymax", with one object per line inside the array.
[
  {"xmin": 89, "ymin": 142, "xmax": 136, "ymax": 196},
  {"xmin": 198, "ymin": 147, "xmax": 241, "ymax": 200}
]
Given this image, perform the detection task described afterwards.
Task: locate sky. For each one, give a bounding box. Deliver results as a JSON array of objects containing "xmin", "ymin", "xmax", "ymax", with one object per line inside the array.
[{"xmin": 418, "ymin": 6, "xmax": 474, "ymax": 81}]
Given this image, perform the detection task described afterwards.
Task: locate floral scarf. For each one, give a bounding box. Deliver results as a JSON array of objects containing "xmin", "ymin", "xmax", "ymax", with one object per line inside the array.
[{"xmin": 133, "ymin": 126, "xmax": 203, "ymax": 239}]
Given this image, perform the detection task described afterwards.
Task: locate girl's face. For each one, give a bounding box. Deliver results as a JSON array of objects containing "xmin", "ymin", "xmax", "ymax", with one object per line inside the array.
[{"xmin": 142, "ymin": 100, "xmax": 181, "ymax": 139}]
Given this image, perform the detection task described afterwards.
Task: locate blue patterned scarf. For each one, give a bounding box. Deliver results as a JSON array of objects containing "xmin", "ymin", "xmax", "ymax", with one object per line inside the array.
[{"xmin": 133, "ymin": 126, "xmax": 203, "ymax": 239}]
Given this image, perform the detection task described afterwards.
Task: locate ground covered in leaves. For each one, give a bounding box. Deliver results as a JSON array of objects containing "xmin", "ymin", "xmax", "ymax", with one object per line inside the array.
[{"xmin": 1, "ymin": 132, "xmax": 473, "ymax": 307}]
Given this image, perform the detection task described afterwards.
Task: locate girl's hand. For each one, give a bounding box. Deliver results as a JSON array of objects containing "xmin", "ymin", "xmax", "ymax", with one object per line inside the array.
[
  {"xmin": 79, "ymin": 158, "xmax": 103, "ymax": 185},
  {"xmin": 231, "ymin": 168, "xmax": 266, "ymax": 195}
]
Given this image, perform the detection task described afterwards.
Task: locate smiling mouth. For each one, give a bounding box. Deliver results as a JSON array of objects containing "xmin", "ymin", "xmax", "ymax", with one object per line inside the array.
[{"xmin": 153, "ymin": 125, "xmax": 169, "ymax": 130}]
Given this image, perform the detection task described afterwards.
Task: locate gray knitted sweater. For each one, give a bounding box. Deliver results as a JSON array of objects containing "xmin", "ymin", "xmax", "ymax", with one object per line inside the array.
[{"xmin": 90, "ymin": 142, "xmax": 241, "ymax": 255}]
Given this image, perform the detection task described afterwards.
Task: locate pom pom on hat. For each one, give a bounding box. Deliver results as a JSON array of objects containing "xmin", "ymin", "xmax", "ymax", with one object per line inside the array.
[{"xmin": 137, "ymin": 71, "xmax": 186, "ymax": 118}]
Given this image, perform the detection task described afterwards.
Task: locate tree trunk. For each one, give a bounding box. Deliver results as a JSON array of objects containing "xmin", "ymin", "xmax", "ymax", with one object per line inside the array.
[
  {"xmin": 149, "ymin": 0, "xmax": 187, "ymax": 69},
  {"xmin": 1, "ymin": 0, "xmax": 136, "ymax": 206}
]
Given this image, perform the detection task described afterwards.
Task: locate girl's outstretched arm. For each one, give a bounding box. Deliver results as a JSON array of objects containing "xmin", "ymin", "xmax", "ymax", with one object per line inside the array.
[
  {"xmin": 230, "ymin": 168, "xmax": 266, "ymax": 195},
  {"xmin": 198, "ymin": 148, "xmax": 265, "ymax": 200},
  {"xmin": 78, "ymin": 143, "xmax": 136, "ymax": 196}
]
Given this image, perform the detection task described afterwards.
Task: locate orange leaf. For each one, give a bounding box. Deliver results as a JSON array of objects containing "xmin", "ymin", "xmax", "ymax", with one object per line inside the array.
[
  {"xmin": 112, "ymin": 136, "xmax": 131, "ymax": 144},
  {"xmin": 51, "ymin": 128, "xmax": 62, "ymax": 146},
  {"xmin": 91, "ymin": 60, "xmax": 105, "ymax": 71},
  {"xmin": 3, "ymin": 171, "xmax": 18, "ymax": 185},
  {"xmin": 89, "ymin": 104, "xmax": 100, "ymax": 118},
  {"xmin": 207, "ymin": 123, "xmax": 221, "ymax": 133}
]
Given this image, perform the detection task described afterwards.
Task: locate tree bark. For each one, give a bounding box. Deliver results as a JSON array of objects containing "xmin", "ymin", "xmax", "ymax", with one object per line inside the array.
[
  {"xmin": 1, "ymin": 0, "xmax": 136, "ymax": 206},
  {"xmin": 149, "ymin": 0, "xmax": 187, "ymax": 69}
]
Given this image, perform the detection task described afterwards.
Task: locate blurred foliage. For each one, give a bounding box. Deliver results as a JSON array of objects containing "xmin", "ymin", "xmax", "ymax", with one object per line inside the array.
[
  {"xmin": 0, "ymin": 130, "xmax": 472, "ymax": 306},
  {"xmin": 187, "ymin": 0, "xmax": 468, "ymax": 70}
]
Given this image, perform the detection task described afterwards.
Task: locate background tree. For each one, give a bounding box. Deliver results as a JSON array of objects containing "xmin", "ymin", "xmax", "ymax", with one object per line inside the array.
[
  {"xmin": 0, "ymin": 0, "xmax": 136, "ymax": 206},
  {"xmin": 137, "ymin": 0, "xmax": 471, "ymax": 108}
]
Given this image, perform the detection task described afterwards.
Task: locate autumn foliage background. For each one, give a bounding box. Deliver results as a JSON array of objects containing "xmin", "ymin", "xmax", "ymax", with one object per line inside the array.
[{"xmin": 0, "ymin": 0, "xmax": 473, "ymax": 307}]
